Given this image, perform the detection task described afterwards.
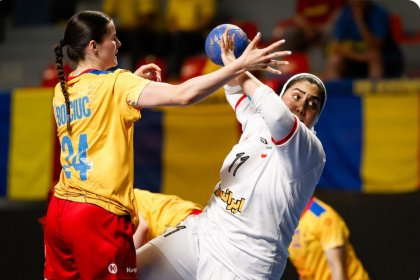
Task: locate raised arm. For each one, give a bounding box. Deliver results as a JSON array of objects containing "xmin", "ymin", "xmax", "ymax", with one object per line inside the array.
[
  {"xmin": 236, "ymin": 73, "xmax": 298, "ymax": 144},
  {"xmin": 223, "ymin": 80, "xmax": 255, "ymax": 128},
  {"xmin": 219, "ymin": 31, "xmax": 296, "ymax": 142},
  {"xmin": 135, "ymin": 31, "xmax": 286, "ymax": 108}
]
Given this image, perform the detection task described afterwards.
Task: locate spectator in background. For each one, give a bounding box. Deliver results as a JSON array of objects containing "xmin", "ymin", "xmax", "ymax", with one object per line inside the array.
[
  {"xmin": 273, "ymin": 0, "xmax": 345, "ymax": 52},
  {"xmin": 102, "ymin": 0, "xmax": 161, "ymax": 68},
  {"xmin": 289, "ymin": 196, "xmax": 370, "ymax": 280},
  {"xmin": 325, "ymin": 0, "xmax": 404, "ymax": 79},
  {"xmin": 165, "ymin": 0, "xmax": 216, "ymax": 79}
]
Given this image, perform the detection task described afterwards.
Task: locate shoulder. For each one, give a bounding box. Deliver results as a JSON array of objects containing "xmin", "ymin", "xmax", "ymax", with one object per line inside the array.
[
  {"xmin": 307, "ymin": 198, "xmax": 328, "ymax": 217},
  {"xmin": 308, "ymin": 198, "xmax": 341, "ymax": 221},
  {"xmin": 113, "ymin": 68, "xmax": 150, "ymax": 85},
  {"xmin": 295, "ymin": 124, "xmax": 326, "ymax": 159}
]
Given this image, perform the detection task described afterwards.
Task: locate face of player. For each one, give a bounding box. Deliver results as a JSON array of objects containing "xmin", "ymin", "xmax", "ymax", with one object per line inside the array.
[
  {"xmin": 96, "ymin": 21, "xmax": 121, "ymax": 70},
  {"xmin": 281, "ymin": 80, "xmax": 322, "ymax": 128}
]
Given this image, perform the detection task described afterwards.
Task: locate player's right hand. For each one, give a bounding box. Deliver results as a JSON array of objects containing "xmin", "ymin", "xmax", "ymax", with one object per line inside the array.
[
  {"xmin": 134, "ymin": 63, "xmax": 162, "ymax": 82},
  {"xmin": 238, "ymin": 34, "xmax": 291, "ymax": 75}
]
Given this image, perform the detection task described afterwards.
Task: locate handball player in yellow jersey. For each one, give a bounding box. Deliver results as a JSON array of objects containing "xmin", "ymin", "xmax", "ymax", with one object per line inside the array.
[
  {"xmin": 289, "ymin": 197, "xmax": 370, "ymax": 280},
  {"xmin": 132, "ymin": 189, "xmax": 203, "ymax": 249},
  {"xmin": 43, "ymin": 10, "xmax": 289, "ymax": 280}
]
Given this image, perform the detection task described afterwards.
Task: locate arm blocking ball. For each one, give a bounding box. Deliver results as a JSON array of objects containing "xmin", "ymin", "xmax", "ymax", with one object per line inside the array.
[{"xmin": 205, "ymin": 24, "xmax": 249, "ymax": 66}]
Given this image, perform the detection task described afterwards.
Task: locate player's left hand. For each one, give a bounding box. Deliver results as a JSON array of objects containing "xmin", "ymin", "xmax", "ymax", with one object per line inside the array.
[
  {"xmin": 134, "ymin": 63, "xmax": 162, "ymax": 82},
  {"xmin": 220, "ymin": 27, "xmax": 236, "ymax": 66}
]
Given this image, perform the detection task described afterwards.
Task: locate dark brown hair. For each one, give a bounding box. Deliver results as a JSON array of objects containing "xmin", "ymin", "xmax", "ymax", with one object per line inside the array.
[{"xmin": 53, "ymin": 11, "xmax": 111, "ymax": 134}]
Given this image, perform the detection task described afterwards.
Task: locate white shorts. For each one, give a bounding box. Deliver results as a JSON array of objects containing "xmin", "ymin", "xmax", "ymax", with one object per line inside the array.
[{"xmin": 149, "ymin": 215, "xmax": 241, "ymax": 280}]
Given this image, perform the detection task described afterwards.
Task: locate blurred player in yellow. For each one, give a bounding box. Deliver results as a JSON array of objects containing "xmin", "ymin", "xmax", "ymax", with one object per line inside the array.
[
  {"xmin": 133, "ymin": 189, "xmax": 203, "ymax": 249},
  {"xmin": 288, "ymin": 196, "xmax": 370, "ymax": 280}
]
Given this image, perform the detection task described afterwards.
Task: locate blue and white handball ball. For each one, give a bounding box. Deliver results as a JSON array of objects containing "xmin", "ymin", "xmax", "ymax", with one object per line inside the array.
[{"xmin": 205, "ymin": 24, "xmax": 249, "ymax": 66}]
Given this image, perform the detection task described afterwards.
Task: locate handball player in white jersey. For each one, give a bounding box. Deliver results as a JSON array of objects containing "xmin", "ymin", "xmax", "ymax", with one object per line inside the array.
[{"xmin": 137, "ymin": 30, "xmax": 327, "ymax": 280}]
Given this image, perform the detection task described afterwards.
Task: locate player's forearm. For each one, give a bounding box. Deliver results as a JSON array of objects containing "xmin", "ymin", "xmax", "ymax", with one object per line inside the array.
[
  {"xmin": 326, "ymin": 247, "xmax": 347, "ymax": 280},
  {"xmin": 224, "ymin": 84, "xmax": 254, "ymax": 127},
  {"xmin": 236, "ymin": 71, "xmax": 265, "ymax": 98},
  {"xmin": 173, "ymin": 58, "xmax": 248, "ymax": 105},
  {"xmin": 330, "ymin": 267, "xmax": 347, "ymax": 280},
  {"xmin": 251, "ymin": 85, "xmax": 296, "ymax": 141}
]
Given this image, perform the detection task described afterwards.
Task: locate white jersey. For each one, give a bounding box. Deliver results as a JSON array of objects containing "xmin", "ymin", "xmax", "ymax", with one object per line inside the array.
[{"xmin": 199, "ymin": 85, "xmax": 326, "ymax": 279}]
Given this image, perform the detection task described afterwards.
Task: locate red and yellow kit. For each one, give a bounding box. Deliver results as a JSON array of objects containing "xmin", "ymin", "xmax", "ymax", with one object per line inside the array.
[
  {"xmin": 289, "ymin": 197, "xmax": 370, "ymax": 280},
  {"xmin": 52, "ymin": 68, "xmax": 150, "ymax": 226},
  {"xmin": 134, "ymin": 189, "xmax": 203, "ymax": 242}
]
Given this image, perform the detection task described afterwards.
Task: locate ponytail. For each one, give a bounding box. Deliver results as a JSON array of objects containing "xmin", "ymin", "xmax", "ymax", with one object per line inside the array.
[{"xmin": 54, "ymin": 40, "xmax": 72, "ymax": 135}]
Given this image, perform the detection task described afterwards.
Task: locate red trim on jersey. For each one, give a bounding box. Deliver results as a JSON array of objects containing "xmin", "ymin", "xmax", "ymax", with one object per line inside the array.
[
  {"xmin": 271, "ymin": 116, "xmax": 298, "ymax": 145},
  {"xmin": 189, "ymin": 209, "xmax": 203, "ymax": 215},
  {"xmin": 66, "ymin": 68, "xmax": 95, "ymax": 82},
  {"xmin": 301, "ymin": 196, "xmax": 314, "ymax": 217},
  {"xmin": 235, "ymin": 94, "xmax": 247, "ymax": 111}
]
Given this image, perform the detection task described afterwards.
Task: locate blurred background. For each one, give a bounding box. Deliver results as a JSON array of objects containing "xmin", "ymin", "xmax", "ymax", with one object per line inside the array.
[{"xmin": 0, "ymin": 0, "xmax": 419, "ymax": 279}]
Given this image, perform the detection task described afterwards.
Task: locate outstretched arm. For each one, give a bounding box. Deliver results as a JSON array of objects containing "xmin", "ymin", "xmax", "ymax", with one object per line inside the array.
[{"xmin": 136, "ymin": 31, "xmax": 286, "ymax": 108}]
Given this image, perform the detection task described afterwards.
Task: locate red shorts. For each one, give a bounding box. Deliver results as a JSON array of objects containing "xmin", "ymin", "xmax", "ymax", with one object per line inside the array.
[{"xmin": 44, "ymin": 196, "xmax": 137, "ymax": 279}]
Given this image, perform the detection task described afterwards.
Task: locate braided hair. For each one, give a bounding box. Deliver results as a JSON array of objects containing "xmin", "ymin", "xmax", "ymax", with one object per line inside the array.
[
  {"xmin": 53, "ymin": 11, "xmax": 112, "ymax": 134},
  {"xmin": 54, "ymin": 40, "xmax": 72, "ymax": 134}
]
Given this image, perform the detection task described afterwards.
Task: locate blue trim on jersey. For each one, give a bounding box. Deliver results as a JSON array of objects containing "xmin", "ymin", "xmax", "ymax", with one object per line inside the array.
[
  {"xmin": 0, "ymin": 91, "xmax": 11, "ymax": 196},
  {"xmin": 87, "ymin": 69, "xmax": 113, "ymax": 75},
  {"xmin": 309, "ymin": 200, "xmax": 326, "ymax": 217}
]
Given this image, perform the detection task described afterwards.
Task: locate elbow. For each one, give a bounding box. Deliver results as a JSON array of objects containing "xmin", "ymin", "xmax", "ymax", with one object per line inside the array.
[
  {"xmin": 173, "ymin": 83, "xmax": 202, "ymax": 106},
  {"xmin": 177, "ymin": 94, "xmax": 196, "ymax": 106},
  {"xmin": 170, "ymin": 94, "xmax": 195, "ymax": 106}
]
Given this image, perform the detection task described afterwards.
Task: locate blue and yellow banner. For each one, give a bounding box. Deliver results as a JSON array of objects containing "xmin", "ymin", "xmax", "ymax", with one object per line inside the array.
[
  {"xmin": 1, "ymin": 88, "xmax": 55, "ymax": 200},
  {"xmin": 317, "ymin": 79, "xmax": 420, "ymax": 193},
  {"xmin": 0, "ymin": 79, "xmax": 419, "ymax": 202}
]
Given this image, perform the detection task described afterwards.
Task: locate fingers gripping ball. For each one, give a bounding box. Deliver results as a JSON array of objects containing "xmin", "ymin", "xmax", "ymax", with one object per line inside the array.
[{"xmin": 205, "ymin": 24, "xmax": 249, "ymax": 66}]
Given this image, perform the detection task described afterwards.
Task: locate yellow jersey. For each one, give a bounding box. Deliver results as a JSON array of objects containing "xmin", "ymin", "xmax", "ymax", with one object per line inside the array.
[
  {"xmin": 289, "ymin": 197, "xmax": 370, "ymax": 280},
  {"xmin": 53, "ymin": 68, "xmax": 150, "ymax": 226},
  {"xmin": 134, "ymin": 189, "xmax": 202, "ymax": 243}
]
